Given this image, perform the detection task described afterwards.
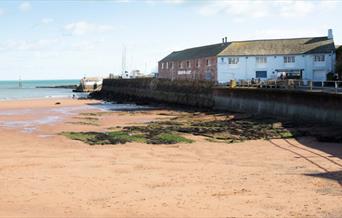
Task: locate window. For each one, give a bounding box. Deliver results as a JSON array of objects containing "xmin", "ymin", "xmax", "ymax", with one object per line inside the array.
[
  {"xmin": 206, "ymin": 59, "xmax": 211, "ymax": 66},
  {"xmin": 166, "ymin": 62, "xmax": 169, "ymax": 69},
  {"xmin": 186, "ymin": 60, "xmax": 191, "ymax": 68},
  {"xmin": 179, "ymin": 62, "xmax": 184, "ymax": 69},
  {"xmin": 228, "ymin": 57, "xmax": 239, "ymax": 64},
  {"xmin": 256, "ymin": 71, "xmax": 267, "ymax": 78},
  {"xmin": 284, "ymin": 56, "xmax": 295, "ymax": 63},
  {"xmin": 161, "ymin": 63, "xmax": 165, "ymax": 69},
  {"xmin": 221, "ymin": 57, "xmax": 225, "ymax": 63},
  {"xmin": 196, "ymin": 60, "xmax": 200, "ymax": 68},
  {"xmin": 169, "ymin": 62, "xmax": 173, "ymax": 69},
  {"xmin": 256, "ymin": 56, "xmax": 267, "ymax": 64},
  {"xmin": 314, "ymin": 55, "xmax": 325, "ymax": 62}
]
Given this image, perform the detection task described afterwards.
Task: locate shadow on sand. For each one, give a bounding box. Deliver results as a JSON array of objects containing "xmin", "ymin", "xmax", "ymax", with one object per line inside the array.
[{"xmin": 305, "ymin": 170, "xmax": 342, "ymax": 186}]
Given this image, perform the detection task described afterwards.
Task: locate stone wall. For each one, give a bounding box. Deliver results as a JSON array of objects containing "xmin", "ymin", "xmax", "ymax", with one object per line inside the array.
[{"xmin": 96, "ymin": 78, "xmax": 214, "ymax": 108}]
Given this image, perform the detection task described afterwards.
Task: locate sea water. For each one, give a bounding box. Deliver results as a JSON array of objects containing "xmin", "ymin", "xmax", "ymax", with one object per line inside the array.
[{"xmin": 0, "ymin": 80, "xmax": 84, "ymax": 100}]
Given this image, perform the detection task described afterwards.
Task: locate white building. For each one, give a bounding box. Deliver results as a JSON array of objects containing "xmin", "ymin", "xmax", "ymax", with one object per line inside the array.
[{"xmin": 217, "ymin": 29, "xmax": 336, "ymax": 83}]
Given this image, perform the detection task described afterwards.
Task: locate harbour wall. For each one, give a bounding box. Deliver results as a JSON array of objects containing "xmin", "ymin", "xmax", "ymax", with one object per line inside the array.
[
  {"xmin": 96, "ymin": 78, "xmax": 215, "ymax": 108},
  {"xmin": 213, "ymin": 88, "xmax": 342, "ymax": 125},
  {"xmin": 97, "ymin": 78, "xmax": 342, "ymax": 125}
]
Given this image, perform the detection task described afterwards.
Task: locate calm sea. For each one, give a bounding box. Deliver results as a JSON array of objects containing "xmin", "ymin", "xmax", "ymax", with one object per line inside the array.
[{"xmin": 0, "ymin": 80, "xmax": 84, "ymax": 100}]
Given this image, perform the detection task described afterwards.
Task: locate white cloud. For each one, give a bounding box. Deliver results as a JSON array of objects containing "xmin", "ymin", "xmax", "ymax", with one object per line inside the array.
[
  {"xmin": 163, "ymin": 0, "xmax": 185, "ymax": 4},
  {"xmin": 19, "ymin": 1, "xmax": 32, "ymax": 12},
  {"xmin": 0, "ymin": 38, "xmax": 60, "ymax": 51},
  {"xmin": 276, "ymin": 1, "xmax": 315, "ymax": 17},
  {"xmin": 41, "ymin": 18, "xmax": 54, "ymax": 24},
  {"xmin": 198, "ymin": 1, "xmax": 269, "ymax": 18},
  {"xmin": 64, "ymin": 21, "xmax": 114, "ymax": 36},
  {"xmin": 144, "ymin": 0, "xmax": 185, "ymax": 5},
  {"xmin": 197, "ymin": 0, "xmax": 337, "ymax": 20}
]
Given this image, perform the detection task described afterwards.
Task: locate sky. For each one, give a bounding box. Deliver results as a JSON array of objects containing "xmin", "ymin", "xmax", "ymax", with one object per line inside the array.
[{"xmin": 0, "ymin": 0, "xmax": 341, "ymax": 80}]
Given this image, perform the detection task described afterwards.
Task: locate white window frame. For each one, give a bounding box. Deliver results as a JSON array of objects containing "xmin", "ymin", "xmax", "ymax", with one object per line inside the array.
[
  {"xmin": 256, "ymin": 56, "xmax": 267, "ymax": 64},
  {"xmin": 284, "ymin": 56, "xmax": 295, "ymax": 63},
  {"xmin": 228, "ymin": 57, "xmax": 239, "ymax": 65},
  {"xmin": 161, "ymin": 63, "xmax": 165, "ymax": 69},
  {"xmin": 314, "ymin": 55, "xmax": 325, "ymax": 62}
]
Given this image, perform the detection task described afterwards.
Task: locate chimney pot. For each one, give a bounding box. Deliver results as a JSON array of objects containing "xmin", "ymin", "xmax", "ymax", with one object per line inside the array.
[
  {"xmin": 222, "ymin": 38, "xmax": 225, "ymax": 43},
  {"xmin": 328, "ymin": 29, "xmax": 333, "ymax": 39}
]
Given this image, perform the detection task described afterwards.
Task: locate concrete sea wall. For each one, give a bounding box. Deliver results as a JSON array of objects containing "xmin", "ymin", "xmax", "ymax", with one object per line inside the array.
[
  {"xmin": 97, "ymin": 78, "xmax": 215, "ymax": 108},
  {"xmin": 214, "ymin": 88, "xmax": 342, "ymax": 125},
  {"xmin": 97, "ymin": 78, "xmax": 342, "ymax": 125}
]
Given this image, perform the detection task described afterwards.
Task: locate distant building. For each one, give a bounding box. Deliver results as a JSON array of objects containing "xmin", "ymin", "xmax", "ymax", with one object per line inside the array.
[
  {"xmin": 79, "ymin": 77, "xmax": 103, "ymax": 92},
  {"xmin": 217, "ymin": 29, "xmax": 336, "ymax": 83},
  {"xmin": 158, "ymin": 39, "xmax": 229, "ymax": 81}
]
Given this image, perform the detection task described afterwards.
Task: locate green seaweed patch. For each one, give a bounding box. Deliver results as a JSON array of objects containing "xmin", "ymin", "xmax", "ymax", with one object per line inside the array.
[
  {"xmin": 148, "ymin": 133, "xmax": 193, "ymax": 144},
  {"xmin": 62, "ymin": 131, "xmax": 146, "ymax": 145},
  {"xmin": 61, "ymin": 130, "xmax": 193, "ymax": 145}
]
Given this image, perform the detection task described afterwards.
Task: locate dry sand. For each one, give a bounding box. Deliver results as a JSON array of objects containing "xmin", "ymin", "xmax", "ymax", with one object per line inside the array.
[{"xmin": 0, "ymin": 98, "xmax": 341, "ymax": 217}]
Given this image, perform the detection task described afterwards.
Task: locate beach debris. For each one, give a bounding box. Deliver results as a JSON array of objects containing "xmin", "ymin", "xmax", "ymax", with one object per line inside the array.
[{"xmin": 55, "ymin": 102, "xmax": 61, "ymax": 105}]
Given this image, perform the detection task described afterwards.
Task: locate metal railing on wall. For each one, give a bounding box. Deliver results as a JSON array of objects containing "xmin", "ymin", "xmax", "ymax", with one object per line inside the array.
[{"xmin": 218, "ymin": 79, "xmax": 342, "ymax": 94}]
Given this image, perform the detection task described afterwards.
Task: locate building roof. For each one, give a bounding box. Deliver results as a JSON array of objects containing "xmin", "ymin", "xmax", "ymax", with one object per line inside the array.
[
  {"xmin": 160, "ymin": 43, "xmax": 229, "ymax": 62},
  {"xmin": 218, "ymin": 36, "xmax": 335, "ymax": 56}
]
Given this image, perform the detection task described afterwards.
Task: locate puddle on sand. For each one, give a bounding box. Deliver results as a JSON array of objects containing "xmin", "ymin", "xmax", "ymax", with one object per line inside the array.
[
  {"xmin": 86, "ymin": 102, "xmax": 151, "ymax": 112},
  {"xmin": 0, "ymin": 102, "xmax": 150, "ymax": 134}
]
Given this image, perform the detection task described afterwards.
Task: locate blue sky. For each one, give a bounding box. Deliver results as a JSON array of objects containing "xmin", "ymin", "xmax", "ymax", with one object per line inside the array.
[{"xmin": 0, "ymin": 0, "xmax": 341, "ymax": 80}]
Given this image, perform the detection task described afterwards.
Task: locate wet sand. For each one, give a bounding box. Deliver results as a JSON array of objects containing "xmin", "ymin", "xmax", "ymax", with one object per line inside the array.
[{"xmin": 0, "ymin": 98, "xmax": 341, "ymax": 217}]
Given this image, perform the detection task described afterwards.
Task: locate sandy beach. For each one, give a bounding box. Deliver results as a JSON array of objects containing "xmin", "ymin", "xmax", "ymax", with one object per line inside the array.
[{"xmin": 0, "ymin": 98, "xmax": 341, "ymax": 217}]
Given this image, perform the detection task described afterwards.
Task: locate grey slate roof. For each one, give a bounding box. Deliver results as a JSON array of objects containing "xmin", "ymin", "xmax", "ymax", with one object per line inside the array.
[
  {"xmin": 218, "ymin": 37, "xmax": 335, "ymax": 56},
  {"xmin": 160, "ymin": 43, "xmax": 229, "ymax": 62}
]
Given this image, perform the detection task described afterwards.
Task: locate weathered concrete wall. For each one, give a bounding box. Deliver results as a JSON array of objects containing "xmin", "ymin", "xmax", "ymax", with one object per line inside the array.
[
  {"xmin": 97, "ymin": 78, "xmax": 214, "ymax": 108},
  {"xmin": 214, "ymin": 88, "xmax": 342, "ymax": 125},
  {"xmin": 97, "ymin": 78, "xmax": 342, "ymax": 125}
]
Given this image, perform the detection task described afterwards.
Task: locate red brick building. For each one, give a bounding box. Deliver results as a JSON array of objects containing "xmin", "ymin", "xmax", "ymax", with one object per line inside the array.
[{"xmin": 158, "ymin": 42, "xmax": 229, "ymax": 81}]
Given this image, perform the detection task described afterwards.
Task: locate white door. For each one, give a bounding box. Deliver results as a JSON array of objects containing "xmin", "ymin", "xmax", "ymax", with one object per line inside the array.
[{"xmin": 313, "ymin": 70, "xmax": 326, "ymax": 81}]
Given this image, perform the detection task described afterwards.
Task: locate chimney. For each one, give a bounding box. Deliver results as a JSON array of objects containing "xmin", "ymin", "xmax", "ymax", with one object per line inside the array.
[
  {"xmin": 328, "ymin": 29, "xmax": 333, "ymax": 39},
  {"xmin": 225, "ymin": 37, "xmax": 228, "ymax": 43},
  {"xmin": 222, "ymin": 38, "xmax": 225, "ymax": 44}
]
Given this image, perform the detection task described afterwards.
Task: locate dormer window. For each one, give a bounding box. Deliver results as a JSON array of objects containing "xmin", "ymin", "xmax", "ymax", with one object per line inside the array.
[
  {"xmin": 284, "ymin": 56, "xmax": 295, "ymax": 63},
  {"xmin": 314, "ymin": 55, "xmax": 325, "ymax": 62}
]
